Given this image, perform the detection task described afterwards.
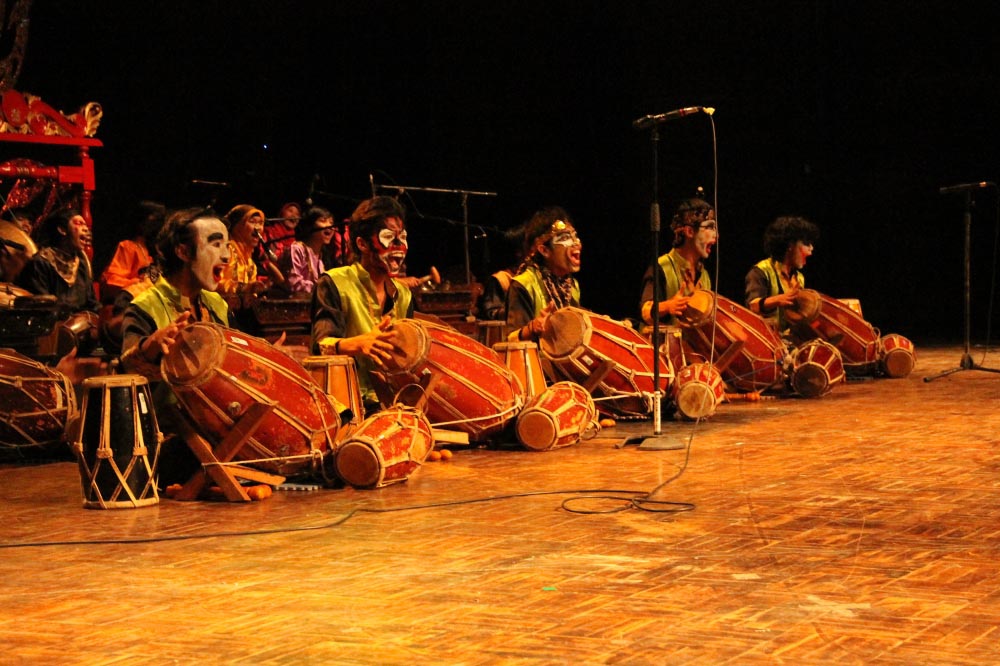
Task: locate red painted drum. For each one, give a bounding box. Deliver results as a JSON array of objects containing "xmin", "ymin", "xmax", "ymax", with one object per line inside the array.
[
  {"xmin": 0, "ymin": 347, "xmax": 76, "ymax": 456},
  {"xmin": 302, "ymin": 354, "xmax": 365, "ymax": 433},
  {"xmin": 878, "ymin": 333, "xmax": 916, "ymax": 378},
  {"xmin": 789, "ymin": 290, "xmax": 880, "ymax": 373},
  {"xmin": 680, "ymin": 294, "xmax": 788, "ymax": 393},
  {"xmin": 540, "ymin": 307, "xmax": 672, "ymax": 419},
  {"xmin": 515, "ymin": 381, "xmax": 598, "ymax": 451},
  {"xmin": 69, "ymin": 374, "xmax": 161, "ymax": 509},
  {"xmin": 334, "ymin": 405, "xmax": 434, "ymax": 489},
  {"xmin": 672, "ymin": 362, "xmax": 725, "ymax": 420},
  {"xmin": 789, "ymin": 339, "xmax": 845, "ymax": 398},
  {"xmin": 493, "ymin": 341, "xmax": 548, "ymax": 399},
  {"xmin": 373, "ymin": 318, "xmax": 522, "ymax": 440},
  {"xmin": 161, "ymin": 323, "xmax": 340, "ymax": 477}
]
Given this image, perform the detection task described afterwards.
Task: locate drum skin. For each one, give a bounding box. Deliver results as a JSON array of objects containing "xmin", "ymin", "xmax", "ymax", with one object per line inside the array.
[
  {"xmin": 673, "ymin": 362, "xmax": 725, "ymax": 420},
  {"xmin": 0, "ymin": 347, "xmax": 76, "ymax": 456},
  {"xmin": 373, "ymin": 318, "xmax": 522, "ymax": 440},
  {"xmin": 879, "ymin": 333, "xmax": 916, "ymax": 378},
  {"xmin": 161, "ymin": 323, "xmax": 340, "ymax": 477},
  {"xmin": 681, "ymin": 294, "xmax": 787, "ymax": 393},
  {"xmin": 540, "ymin": 306, "xmax": 672, "ymax": 418}
]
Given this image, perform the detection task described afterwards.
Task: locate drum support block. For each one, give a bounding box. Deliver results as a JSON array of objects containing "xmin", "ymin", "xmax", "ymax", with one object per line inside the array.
[{"xmin": 171, "ymin": 403, "xmax": 286, "ymax": 502}]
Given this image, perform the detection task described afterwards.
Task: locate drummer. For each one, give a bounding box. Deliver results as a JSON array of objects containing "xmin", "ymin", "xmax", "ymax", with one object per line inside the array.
[
  {"xmin": 744, "ymin": 215, "xmax": 819, "ymax": 334},
  {"xmin": 505, "ymin": 206, "xmax": 582, "ymax": 342},
  {"xmin": 311, "ymin": 195, "xmax": 413, "ymax": 411},
  {"xmin": 638, "ymin": 196, "xmax": 717, "ymax": 328}
]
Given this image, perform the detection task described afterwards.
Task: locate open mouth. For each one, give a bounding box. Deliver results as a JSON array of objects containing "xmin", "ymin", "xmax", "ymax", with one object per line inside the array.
[
  {"xmin": 212, "ymin": 264, "xmax": 226, "ymax": 282},
  {"xmin": 568, "ymin": 249, "xmax": 582, "ymax": 267},
  {"xmin": 383, "ymin": 252, "xmax": 406, "ymax": 274}
]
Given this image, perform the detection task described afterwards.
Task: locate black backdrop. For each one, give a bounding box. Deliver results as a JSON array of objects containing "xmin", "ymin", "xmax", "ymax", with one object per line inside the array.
[{"xmin": 12, "ymin": 1, "xmax": 1000, "ymax": 342}]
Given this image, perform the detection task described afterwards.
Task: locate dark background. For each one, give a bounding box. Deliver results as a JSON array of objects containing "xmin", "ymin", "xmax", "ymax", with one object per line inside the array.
[{"xmin": 10, "ymin": 1, "xmax": 1000, "ymax": 343}]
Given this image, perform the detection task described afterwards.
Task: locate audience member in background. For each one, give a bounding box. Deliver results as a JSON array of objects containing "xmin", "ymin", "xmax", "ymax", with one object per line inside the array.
[{"xmin": 278, "ymin": 206, "xmax": 335, "ymax": 297}]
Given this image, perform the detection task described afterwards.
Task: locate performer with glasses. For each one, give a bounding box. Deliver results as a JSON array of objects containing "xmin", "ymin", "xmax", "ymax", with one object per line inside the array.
[{"xmin": 277, "ymin": 206, "xmax": 336, "ymax": 297}]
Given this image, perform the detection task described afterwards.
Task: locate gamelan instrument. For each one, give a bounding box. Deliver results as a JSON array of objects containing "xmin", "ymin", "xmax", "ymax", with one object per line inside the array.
[
  {"xmin": 161, "ymin": 323, "xmax": 341, "ymax": 477},
  {"xmin": 0, "ymin": 347, "xmax": 76, "ymax": 457},
  {"xmin": 672, "ymin": 362, "xmax": 725, "ymax": 420},
  {"xmin": 68, "ymin": 374, "xmax": 161, "ymax": 509},
  {"xmin": 515, "ymin": 381, "xmax": 598, "ymax": 451},
  {"xmin": 492, "ymin": 341, "xmax": 548, "ymax": 399},
  {"xmin": 788, "ymin": 339, "xmax": 845, "ymax": 398},
  {"xmin": 301, "ymin": 354, "xmax": 365, "ymax": 433},
  {"xmin": 539, "ymin": 306, "xmax": 672, "ymax": 419},
  {"xmin": 372, "ymin": 318, "xmax": 522, "ymax": 440},
  {"xmin": 334, "ymin": 405, "xmax": 434, "ymax": 489}
]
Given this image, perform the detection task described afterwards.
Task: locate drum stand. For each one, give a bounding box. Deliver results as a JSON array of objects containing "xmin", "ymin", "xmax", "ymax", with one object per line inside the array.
[
  {"xmin": 924, "ymin": 187, "xmax": 1000, "ymax": 382},
  {"xmin": 620, "ymin": 124, "xmax": 684, "ymax": 451},
  {"xmin": 171, "ymin": 403, "xmax": 286, "ymax": 502}
]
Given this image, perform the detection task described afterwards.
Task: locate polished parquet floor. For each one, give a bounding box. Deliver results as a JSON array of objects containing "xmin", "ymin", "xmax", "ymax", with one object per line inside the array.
[{"xmin": 3, "ymin": 344, "xmax": 1000, "ymax": 665}]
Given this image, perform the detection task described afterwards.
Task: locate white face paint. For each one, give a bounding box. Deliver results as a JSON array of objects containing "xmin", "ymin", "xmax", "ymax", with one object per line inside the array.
[
  {"xmin": 188, "ymin": 217, "xmax": 230, "ymax": 291},
  {"xmin": 543, "ymin": 225, "xmax": 582, "ymax": 276},
  {"xmin": 692, "ymin": 215, "xmax": 718, "ymax": 260},
  {"xmin": 788, "ymin": 240, "xmax": 813, "ymax": 270},
  {"xmin": 372, "ymin": 217, "xmax": 408, "ymax": 276}
]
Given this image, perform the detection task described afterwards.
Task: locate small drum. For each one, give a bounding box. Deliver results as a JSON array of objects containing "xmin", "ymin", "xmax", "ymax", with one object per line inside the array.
[
  {"xmin": 37, "ymin": 310, "xmax": 101, "ymax": 359},
  {"xmin": 540, "ymin": 307, "xmax": 672, "ymax": 419},
  {"xmin": 879, "ymin": 333, "xmax": 915, "ymax": 378},
  {"xmin": 789, "ymin": 290, "xmax": 879, "ymax": 373},
  {"xmin": 372, "ymin": 318, "xmax": 522, "ymax": 440},
  {"xmin": 515, "ymin": 381, "xmax": 598, "ymax": 451},
  {"xmin": 161, "ymin": 323, "xmax": 340, "ymax": 477},
  {"xmin": 302, "ymin": 355, "xmax": 365, "ymax": 431},
  {"xmin": 789, "ymin": 339, "xmax": 845, "ymax": 398},
  {"xmin": 677, "ymin": 289, "xmax": 716, "ymax": 328},
  {"xmin": 334, "ymin": 405, "xmax": 434, "ymax": 489},
  {"xmin": 784, "ymin": 288, "xmax": 822, "ymax": 324},
  {"xmin": 493, "ymin": 341, "xmax": 547, "ymax": 398},
  {"xmin": 681, "ymin": 294, "xmax": 788, "ymax": 393},
  {"xmin": 0, "ymin": 347, "xmax": 77, "ymax": 457},
  {"xmin": 672, "ymin": 362, "xmax": 725, "ymax": 420},
  {"xmin": 69, "ymin": 375, "xmax": 161, "ymax": 509}
]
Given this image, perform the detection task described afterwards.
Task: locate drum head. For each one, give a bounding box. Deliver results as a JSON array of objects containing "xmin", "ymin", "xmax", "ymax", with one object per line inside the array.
[
  {"xmin": 882, "ymin": 349, "xmax": 915, "ymax": 378},
  {"xmin": 161, "ymin": 323, "xmax": 226, "ymax": 386},
  {"xmin": 383, "ymin": 319, "xmax": 431, "ymax": 372},
  {"xmin": 539, "ymin": 308, "xmax": 588, "ymax": 359},
  {"xmin": 679, "ymin": 289, "xmax": 715, "ymax": 327},
  {"xmin": 786, "ymin": 289, "xmax": 821, "ymax": 324},
  {"xmin": 335, "ymin": 441, "xmax": 381, "ymax": 488},
  {"xmin": 516, "ymin": 410, "xmax": 558, "ymax": 451}
]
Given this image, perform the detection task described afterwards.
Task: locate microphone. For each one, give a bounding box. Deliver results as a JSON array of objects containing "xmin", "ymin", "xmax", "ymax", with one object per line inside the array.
[
  {"xmin": 369, "ymin": 173, "xmax": 376, "ymax": 197},
  {"xmin": 632, "ymin": 106, "xmax": 714, "ymax": 130},
  {"xmin": 305, "ymin": 174, "xmax": 319, "ymax": 206},
  {"xmin": 939, "ymin": 181, "xmax": 996, "ymax": 195},
  {"xmin": 254, "ymin": 229, "xmax": 278, "ymax": 262},
  {"xmin": 190, "ymin": 179, "xmax": 231, "ymax": 187}
]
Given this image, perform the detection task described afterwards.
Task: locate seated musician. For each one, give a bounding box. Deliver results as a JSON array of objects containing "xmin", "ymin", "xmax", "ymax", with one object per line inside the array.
[
  {"xmin": 638, "ymin": 197, "xmax": 717, "ymax": 328},
  {"xmin": 744, "ymin": 215, "xmax": 818, "ymax": 334},
  {"xmin": 275, "ymin": 206, "xmax": 336, "ymax": 297},
  {"xmin": 119, "ymin": 207, "xmax": 233, "ymax": 484},
  {"xmin": 311, "ymin": 196, "xmax": 413, "ymax": 411},
  {"xmin": 505, "ymin": 206, "xmax": 582, "ymax": 342},
  {"xmin": 477, "ymin": 222, "xmax": 525, "ymax": 321},
  {"xmin": 16, "ymin": 208, "xmax": 98, "ymax": 316},
  {"xmin": 262, "ymin": 201, "xmax": 302, "ymax": 262},
  {"xmin": 98, "ymin": 200, "xmax": 166, "ymax": 304}
]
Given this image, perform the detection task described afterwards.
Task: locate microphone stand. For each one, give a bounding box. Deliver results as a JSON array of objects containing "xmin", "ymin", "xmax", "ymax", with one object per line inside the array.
[
  {"xmin": 924, "ymin": 188, "xmax": 1000, "ymax": 381},
  {"xmin": 374, "ymin": 182, "xmax": 498, "ymax": 285},
  {"xmin": 621, "ymin": 124, "xmax": 683, "ymax": 450}
]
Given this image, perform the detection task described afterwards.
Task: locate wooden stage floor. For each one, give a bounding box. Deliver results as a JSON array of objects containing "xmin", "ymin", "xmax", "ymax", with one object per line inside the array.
[{"xmin": 2, "ymin": 344, "xmax": 1000, "ymax": 665}]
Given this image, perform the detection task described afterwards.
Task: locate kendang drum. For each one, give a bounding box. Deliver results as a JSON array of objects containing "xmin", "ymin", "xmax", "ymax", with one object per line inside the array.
[
  {"xmin": 788, "ymin": 339, "xmax": 845, "ymax": 398},
  {"xmin": 539, "ymin": 306, "xmax": 672, "ymax": 419},
  {"xmin": 493, "ymin": 341, "xmax": 547, "ymax": 399},
  {"xmin": 69, "ymin": 375, "xmax": 161, "ymax": 509},
  {"xmin": 334, "ymin": 405, "xmax": 434, "ymax": 489},
  {"xmin": 161, "ymin": 323, "xmax": 340, "ymax": 477},
  {"xmin": 676, "ymin": 288, "xmax": 717, "ymax": 329},
  {"xmin": 680, "ymin": 294, "xmax": 787, "ymax": 393},
  {"xmin": 672, "ymin": 362, "xmax": 725, "ymax": 420},
  {"xmin": 515, "ymin": 381, "xmax": 598, "ymax": 451},
  {"xmin": 783, "ymin": 288, "xmax": 822, "ymax": 325},
  {"xmin": 36, "ymin": 311, "xmax": 101, "ymax": 359},
  {"xmin": 788, "ymin": 290, "xmax": 880, "ymax": 374},
  {"xmin": 302, "ymin": 355, "xmax": 365, "ymax": 432},
  {"xmin": 878, "ymin": 333, "xmax": 916, "ymax": 378},
  {"xmin": 372, "ymin": 318, "xmax": 522, "ymax": 440},
  {"xmin": 0, "ymin": 347, "xmax": 76, "ymax": 457}
]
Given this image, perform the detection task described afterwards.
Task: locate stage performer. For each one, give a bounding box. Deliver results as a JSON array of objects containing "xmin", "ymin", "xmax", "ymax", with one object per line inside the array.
[
  {"xmin": 505, "ymin": 206, "xmax": 582, "ymax": 342},
  {"xmin": 744, "ymin": 215, "xmax": 818, "ymax": 334},
  {"xmin": 311, "ymin": 196, "xmax": 413, "ymax": 410},
  {"xmin": 276, "ymin": 206, "xmax": 336, "ymax": 296},
  {"xmin": 16, "ymin": 208, "xmax": 98, "ymax": 315},
  {"xmin": 98, "ymin": 200, "xmax": 166, "ymax": 304},
  {"xmin": 638, "ymin": 197, "xmax": 718, "ymax": 328},
  {"xmin": 261, "ymin": 201, "xmax": 302, "ymax": 261}
]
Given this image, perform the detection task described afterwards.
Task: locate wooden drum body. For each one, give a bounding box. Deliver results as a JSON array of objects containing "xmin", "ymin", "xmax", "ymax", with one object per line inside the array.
[
  {"xmin": 540, "ymin": 306, "xmax": 672, "ymax": 419},
  {"xmin": 789, "ymin": 290, "xmax": 880, "ymax": 373},
  {"xmin": 335, "ymin": 406, "xmax": 434, "ymax": 489},
  {"xmin": 879, "ymin": 333, "xmax": 916, "ymax": 378},
  {"xmin": 680, "ymin": 294, "xmax": 787, "ymax": 393},
  {"xmin": 673, "ymin": 362, "xmax": 725, "ymax": 420},
  {"xmin": 0, "ymin": 347, "xmax": 76, "ymax": 456},
  {"xmin": 493, "ymin": 341, "xmax": 547, "ymax": 399},
  {"xmin": 302, "ymin": 354, "xmax": 365, "ymax": 433},
  {"xmin": 789, "ymin": 339, "xmax": 845, "ymax": 398},
  {"xmin": 161, "ymin": 323, "xmax": 340, "ymax": 477},
  {"xmin": 373, "ymin": 318, "xmax": 522, "ymax": 440},
  {"xmin": 69, "ymin": 375, "xmax": 161, "ymax": 509},
  {"xmin": 515, "ymin": 381, "xmax": 598, "ymax": 451}
]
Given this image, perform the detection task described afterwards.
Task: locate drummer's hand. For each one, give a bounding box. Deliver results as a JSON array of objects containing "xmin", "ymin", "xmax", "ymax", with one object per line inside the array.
[
  {"xmin": 397, "ymin": 276, "xmax": 422, "ymax": 289},
  {"xmin": 526, "ymin": 302, "xmax": 556, "ymax": 338},
  {"xmin": 768, "ymin": 292, "xmax": 798, "ymax": 309},
  {"xmin": 660, "ymin": 294, "xmax": 691, "ymax": 317},
  {"xmin": 271, "ymin": 331, "xmax": 287, "ymax": 348},
  {"xmin": 146, "ymin": 311, "xmax": 192, "ymax": 360},
  {"xmin": 341, "ymin": 327, "xmax": 398, "ymax": 367}
]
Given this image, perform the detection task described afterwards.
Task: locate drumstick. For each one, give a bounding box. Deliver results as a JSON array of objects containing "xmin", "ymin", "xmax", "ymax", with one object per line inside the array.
[{"xmin": 416, "ymin": 266, "xmax": 442, "ymax": 286}]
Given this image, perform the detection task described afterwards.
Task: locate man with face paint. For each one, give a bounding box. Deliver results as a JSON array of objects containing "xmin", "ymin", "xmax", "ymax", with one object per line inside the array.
[
  {"xmin": 639, "ymin": 197, "xmax": 718, "ymax": 328},
  {"xmin": 506, "ymin": 206, "xmax": 582, "ymax": 342},
  {"xmin": 744, "ymin": 215, "xmax": 819, "ymax": 333},
  {"xmin": 311, "ymin": 196, "xmax": 414, "ymax": 409}
]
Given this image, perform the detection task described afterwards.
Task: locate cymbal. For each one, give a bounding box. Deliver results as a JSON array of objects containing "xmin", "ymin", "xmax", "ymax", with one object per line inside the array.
[{"xmin": 0, "ymin": 220, "xmax": 36, "ymax": 256}]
